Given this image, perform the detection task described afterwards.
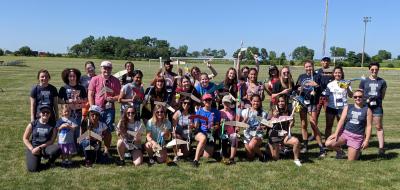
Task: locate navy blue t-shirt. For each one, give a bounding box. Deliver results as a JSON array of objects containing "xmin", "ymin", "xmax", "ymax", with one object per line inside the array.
[
  {"xmin": 344, "ymin": 104, "xmax": 368, "ymax": 135},
  {"xmin": 295, "ymin": 72, "xmax": 321, "ymax": 105},
  {"xmin": 30, "ymin": 84, "xmax": 58, "ymax": 116},
  {"xmin": 359, "ymin": 77, "xmax": 387, "ymax": 106},
  {"xmin": 31, "ymin": 119, "xmax": 54, "ymax": 147},
  {"xmin": 316, "ymin": 68, "xmax": 334, "ymax": 91}
]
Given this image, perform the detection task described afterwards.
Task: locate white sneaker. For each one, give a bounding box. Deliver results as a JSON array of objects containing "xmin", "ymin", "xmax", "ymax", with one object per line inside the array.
[{"xmin": 294, "ymin": 159, "xmax": 302, "ymax": 167}]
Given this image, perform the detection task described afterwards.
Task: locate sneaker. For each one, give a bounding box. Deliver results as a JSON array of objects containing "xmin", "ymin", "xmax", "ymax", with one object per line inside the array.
[
  {"xmin": 300, "ymin": 146, "xmax": 308, "ymax": 154},
  {"xmin": 192, "ymin": 160, "xmax": 200, "ymax": 168},
  {"xmin": 335, "ymin": 149, "xmax": 346, "ymax": 159},
  {"xmin": 378, "ymin": 148, "xmax": 385, "ymax": 158},
  {"xmin": 308, "ymin": 135, "xmax": 315, "ymax": 141},
  {"xmin": 259, "ymin": 154, "xmax": 267, "ymax": 162},
  {"xmin": 293, "ymin": 159, "xmax": 302, "ymax": 167},
  {"xmin": 84, "ymin": 160, "xmax": 93, "ymax": 168},
  {"xmin": 116, "ymin": 159, "xmax": 125, "ymax": 166},
  {"xmin": 124, "ymin": 152, "xmax": 132, "ymax": 158},
  {"xmin": 173, "ymin": 156, "xmax": 179, "ymax": 162},
  {"xmin": 103, "ymin": 152, "xmax": 113, "ymax": 159},
  {"xmin": 61, "ymin": 160, "xmax": 68, "ymax": 168},
  {"xmin": 318, "ymin": 150, "xmax": 327, "ymax": 158},
  {"xmin": 149, "ymin": 157, "xmax": 156, "ymax": 165}
]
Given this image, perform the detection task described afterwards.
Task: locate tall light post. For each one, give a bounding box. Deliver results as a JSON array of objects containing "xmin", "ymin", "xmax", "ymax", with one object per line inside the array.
[
  {"xmin": 361, "ymin": 16, "xmax": 371, "ymax": 67},
  {"xmin": 322, "ymin": 0, "xmax": 329, "ymax": 57}
]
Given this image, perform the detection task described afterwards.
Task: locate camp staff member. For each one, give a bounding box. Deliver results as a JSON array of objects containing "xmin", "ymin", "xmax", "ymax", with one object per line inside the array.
[
  {"xmin": 88, "ymin": 60, "xmax": 121, "ymax": 158},
  {"xmin": 23, "ymin": 105, "xmax": 60, "ymax": 172}
]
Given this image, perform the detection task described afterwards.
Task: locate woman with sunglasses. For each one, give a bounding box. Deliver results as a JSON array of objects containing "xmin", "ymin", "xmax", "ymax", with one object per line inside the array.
[
  {"xmin": 30, "ymin": 69, "xmax": 59, "ymax": 127},
  {"xmin": 192, "ymin": 93, "xmax": 221, "ymax": 167},
  {"xmin": 172, "ymin": 97, "xmax": 195, "ymax": 160},
  {"xmin": 145, "ymin": 105, "xmax": 171, "ymax": 164},
  {"xmin": 324, "ymin": 66, "xmax": 353, "ymax": 139},
  {"xmin": 118, "ymin": 70, "xmax": 144, "ymax": 118},
  {"xmin": 325, "ymin": 89, "xmax": 372, "ymax": 160},
  {"xmin": 241, "ymin": 94, "xmax": 267, "ymax": 161},
  {"xmin": 23, "ymin": 105, "xmax": 60, "ymax": 172},
  {"xmin": 359, "ymin": 62, "xmax": 387, "ymax": 157},
  {"xmin": 271, "ymin": 66, "xmax": 294, "ymax": 107},
  {"xmin": 116, "ymin": 106, "xmax": 144, "ymax": 166}
]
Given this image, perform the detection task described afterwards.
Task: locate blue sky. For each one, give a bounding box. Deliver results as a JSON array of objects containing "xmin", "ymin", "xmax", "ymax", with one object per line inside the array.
[{"xmin": 1, "ymin": 0, "xmax": 399, "ymax": 58}]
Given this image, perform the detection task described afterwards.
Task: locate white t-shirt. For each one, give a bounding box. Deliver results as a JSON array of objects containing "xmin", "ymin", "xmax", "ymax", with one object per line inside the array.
[{"xmin": 326, "ymin": 80, "xmax": 352, "ymax": 109}]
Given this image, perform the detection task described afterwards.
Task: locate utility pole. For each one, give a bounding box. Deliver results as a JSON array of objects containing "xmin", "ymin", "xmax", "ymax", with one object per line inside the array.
[
  {"xmin": 322, "ymin": 0, "xmax": 329, "ymax": 57},
  {"xmin": 361, "ymin": 16, "xmax": 371, "ymax": 67}
]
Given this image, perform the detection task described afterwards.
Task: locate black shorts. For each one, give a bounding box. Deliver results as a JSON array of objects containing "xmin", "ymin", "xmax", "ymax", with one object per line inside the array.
[{"xmin": 326, "ymin": 107, "xmax": 343, "ymax": 116}]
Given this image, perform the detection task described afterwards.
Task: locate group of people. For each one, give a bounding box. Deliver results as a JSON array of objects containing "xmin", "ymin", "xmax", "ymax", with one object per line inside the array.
[{"xmin": 23, "ymin": 55, "xmax": 387, "ymax": 172}]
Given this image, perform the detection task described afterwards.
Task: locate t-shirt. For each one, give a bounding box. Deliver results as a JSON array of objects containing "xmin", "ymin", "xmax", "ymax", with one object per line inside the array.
[
  {"xmin": 80, "ymin": 75, "xmax": 94, "ymax": 91},
  {"xmin": 164, "ymin": 71, "xmax": 178, "ymax": 89},
  {"xmin": 241, "ymin": 108, "xmax": 268, "ymax": 130},
  {"xmin": 195, "ymin": 107, "xmax": 221, "ymax": 133},
  {"xmin": 271, "ymin": 80, "xmax": 294, "ymax": 104},
  {"xmin": 344, "ymin": 104, "xmax": 368, "ymax": 135},
  {"xmin": 295, "ymin": 72, "xmax": 321, "ymax": 105},
  {"xmin": 195, "ymin": 82, "xmax": 216, "ymax": 97},
  {"xmin": 326, "ymin": 80, "xmax": 351, "ymax": 109},
  {"xmin": 316, "ymin": 68, "xmax": 334, "ymax": 91},
  {"xmin": 359, "ymin": 77, "xmax": 387, "ymax": 106},
  {"xmin": 31, "ymin": 119, "xmax": 54, "ymax": 147},
  {"xmin": 121, "ymin": 72, "xmax": 134, "ymax": 86},
  {"xmin": 30, "ymin": 84, "xmax": 58, "ymax": 116},
  {"xmin": 120, "ymin": 83, "xmax": 144, "ymax": 115},
  {"xmin": 175, "ymin": 110, "xmax": 190, "ymax": 140},
  {"xmin": 219, "ymin": 109, "xmax": 235, "ymax": 134},
  {"xmin": 56, "ymin": 117, "xmax": 78, "ymax": 144},
  {"xmin": 88, "ymin": 75, "xmax": 121, "ymax": 109},
  {"xmin": 118, "ymin": 121, "xmax": 144, "ymax": 141},
  {"xmin": 58, "ymin": 84, "xmax": 87, "ymax": 111},
  {"xmin": 146, "ymin": 119, "xmax": 172, "ymax": 145}
]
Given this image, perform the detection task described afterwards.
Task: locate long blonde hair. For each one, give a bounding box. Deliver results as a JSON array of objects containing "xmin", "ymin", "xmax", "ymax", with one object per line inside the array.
[
  {"xmin": 279, "ymin": 66, "xmax": 293, "ymax": 89},
  {"xmin": 150, "ymin": 104, "xmax": 168, "ymax": 126}
]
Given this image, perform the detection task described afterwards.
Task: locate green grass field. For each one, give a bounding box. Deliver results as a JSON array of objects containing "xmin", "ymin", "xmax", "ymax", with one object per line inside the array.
[{"xmin": 0, "ymin": 56, "xmax": 399, "ymax": 190}]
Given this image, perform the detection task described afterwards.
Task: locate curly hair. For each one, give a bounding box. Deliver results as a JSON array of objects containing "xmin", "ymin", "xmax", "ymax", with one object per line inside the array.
[{"xmin": 61, "ymin": 68, "xmax": 82, "ymax": 85}]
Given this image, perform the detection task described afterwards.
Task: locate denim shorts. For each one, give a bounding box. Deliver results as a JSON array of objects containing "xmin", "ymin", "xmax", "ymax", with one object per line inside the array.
[
  {"xmin": 100, "ymin": 108, "xmax": 116, "ymax": 132},
  {"xmin": 370, "ymin": 106, "xmax": 383, "ymax": 117}
]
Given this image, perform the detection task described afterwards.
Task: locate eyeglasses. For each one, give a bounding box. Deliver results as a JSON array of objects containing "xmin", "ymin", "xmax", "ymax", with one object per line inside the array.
[
  {"xmin": 353, "ymin": 96, "xmax": 363, "ymax": 99},
  {"xmin": 127, "ymin": 112, "xmax": 135, "ymax": 115}
]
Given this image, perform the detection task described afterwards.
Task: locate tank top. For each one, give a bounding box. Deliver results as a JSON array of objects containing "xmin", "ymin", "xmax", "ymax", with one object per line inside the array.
[{"xmin": 31, "ymin": 120, "xmax": 54, "ymax": 147}]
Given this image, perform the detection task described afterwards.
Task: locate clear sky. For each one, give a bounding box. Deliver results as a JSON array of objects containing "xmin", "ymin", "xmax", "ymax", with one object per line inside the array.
[{"xmin": 1, "ymin": 0, "xmax": 399, "ymax": 58}]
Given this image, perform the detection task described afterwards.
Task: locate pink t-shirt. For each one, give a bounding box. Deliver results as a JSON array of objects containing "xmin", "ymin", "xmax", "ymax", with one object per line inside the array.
[
  {"xmin": 88, "ymin": 75, "xmax": 121, "ymax": 109},
  {"xmin": 219, "ymin": 109, "xmax": 235, "ymax": 135}
]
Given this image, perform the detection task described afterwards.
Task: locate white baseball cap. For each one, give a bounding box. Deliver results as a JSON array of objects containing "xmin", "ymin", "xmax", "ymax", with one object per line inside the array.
[{"xmin": 100, "ymin": 60, "xmax": 112, "ymax": 68}]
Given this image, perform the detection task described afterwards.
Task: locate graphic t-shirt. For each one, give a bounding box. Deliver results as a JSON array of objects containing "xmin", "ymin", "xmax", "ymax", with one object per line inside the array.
[
  {"xmin": 30, "ymin": 84, "xmax": 58, "ymax": 116},
  {"xmin": 56, "ymin": 117, "xmax": 78, "ymax": 144},
  {"xmin": 359, "ymin": 77, "xmax": 387, "ymax": 106}
]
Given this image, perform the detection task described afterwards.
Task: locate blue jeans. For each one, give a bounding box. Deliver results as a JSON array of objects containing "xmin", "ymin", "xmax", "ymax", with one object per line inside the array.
[{"xmin": 100, "ymin": 108, "xmax": 115, "ymax": 132}]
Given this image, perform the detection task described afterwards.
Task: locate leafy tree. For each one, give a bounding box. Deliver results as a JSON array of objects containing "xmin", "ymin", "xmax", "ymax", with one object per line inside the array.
[
  {"xmin": 377, "ymin": 50, "xmax": 391, "ymax": 60},
  {"xmin": 177, "ymin": 45, "xmax": 188, "ymax": 57},
  {"xmin": 397, "ymin": 55, "xmax": 400, "ymax": 60},
  {"xmin": 18, "ymin": 46, "xmax": 34, "ymax": 56},
  {"xmin": 216, "ymin": 49, "xmax": 226, "ymax": 58},
  {"xmin": 371, "ymin": 55, "xmax": 383, "ymax": 63},
  {"xmin": 330, "ymin": 46, "xmax": 346, "ymax": 57},
  {"xmin": 0, "ymin": 48, "xmax": 3, "ymax": 56},
  {"xmin": 292, "ymin": 46, "xmax": 314, "ymax": 60},
  {"xmin": 279, "ymin": 52, "xmax": 287, "ymax": 65},
  {"xmin": 191, "ymin": 51, "xmax": 200, "ymax": 57},
  {"xmin": 5, "ymin": 50, "xmax": 12, "ymax": 55}
]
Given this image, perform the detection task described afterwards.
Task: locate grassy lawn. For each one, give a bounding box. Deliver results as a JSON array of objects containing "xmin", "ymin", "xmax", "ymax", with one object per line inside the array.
[{"xmin": 0, "ymin": 56, "xmax": 399, "ymax": 190}]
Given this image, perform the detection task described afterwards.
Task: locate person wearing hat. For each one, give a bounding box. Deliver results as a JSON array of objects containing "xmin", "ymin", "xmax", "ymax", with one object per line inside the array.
[
  {"xmin": 23, "ymin": 104, "xmax": 61, "ymax": 172},
  {"xmin": 80, "ymin": 105, "xmax": 108, "ymax": 167},
  {"xmin": 88, "ymin": 60, "xmax": 121, "ymax": 158},
  {"xmin": 192, "ymin": 93, "xmax": 221, "ymax": 167},
  {"xmin": 219, "ymin": 95, "xmax": 238, "ymax": 165}
]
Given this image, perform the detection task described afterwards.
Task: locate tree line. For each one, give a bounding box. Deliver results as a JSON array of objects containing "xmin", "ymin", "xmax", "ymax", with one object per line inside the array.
[{"xmin": 1, "ymin": 35, "xmax": 399, "ymax": 67}]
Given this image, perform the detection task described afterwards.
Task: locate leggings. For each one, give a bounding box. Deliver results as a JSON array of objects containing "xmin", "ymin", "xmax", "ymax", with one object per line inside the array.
[{"xmin": 25, "ymin": 144, "xmax": 60, "ymax": 172}]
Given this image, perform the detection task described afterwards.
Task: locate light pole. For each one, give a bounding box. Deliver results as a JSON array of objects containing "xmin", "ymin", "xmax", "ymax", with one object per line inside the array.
[
  {"xmin": 322, "ymin": 0, "xmax": 329, "ymax": 57},
  {"xmin": 361, "ymin": 16, "xmax": 371, "ymax": 67}
]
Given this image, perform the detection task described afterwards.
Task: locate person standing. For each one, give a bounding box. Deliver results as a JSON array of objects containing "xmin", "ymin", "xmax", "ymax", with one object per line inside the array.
[
  {"xmin": 359, "ymin": 62, "xmax": 387, "ymax": 156},
  {"xmin": 88, "ymin": 60, "xmax": 121, "ymax": 158}
]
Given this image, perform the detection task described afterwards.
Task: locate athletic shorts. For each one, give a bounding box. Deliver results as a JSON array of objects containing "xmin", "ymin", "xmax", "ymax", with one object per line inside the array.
[
  {"xmin": 268, "ymin": 129, "xmax": 284, "ymax": 145},
  {"xmin": 326, "ymin": 107, "xmax": 343, "ymax": 117},
  {"xmin": 302, "ymin": 104, "xmax": 317, "ymax": 113},
  {"xmin": 339, "ymin": 129, "xmax": 364, "ymax": 150},
  {"xmin": 370, "ymin": 106, "xmax": 383, "ymax": 117}
]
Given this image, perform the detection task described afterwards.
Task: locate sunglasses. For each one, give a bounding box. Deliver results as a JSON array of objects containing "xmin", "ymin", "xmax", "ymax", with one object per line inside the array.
[
  {"xmin": 156, "ymin": 111, "xmax": 165, "ymax": 114},
  {"xmin": 204, "ymin": 99, "xmax": 212, "ymax": 102},
  {"xmin": 41, "ymin": 111, "xmax": 50, "ymax": 115},
  {"xmin": 183, "ymin": 101, "xmax": 191, "ymax": 105},
  {"xmin": 353, "ymin": 96, "xmax": 363, "ymax": 99}
]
